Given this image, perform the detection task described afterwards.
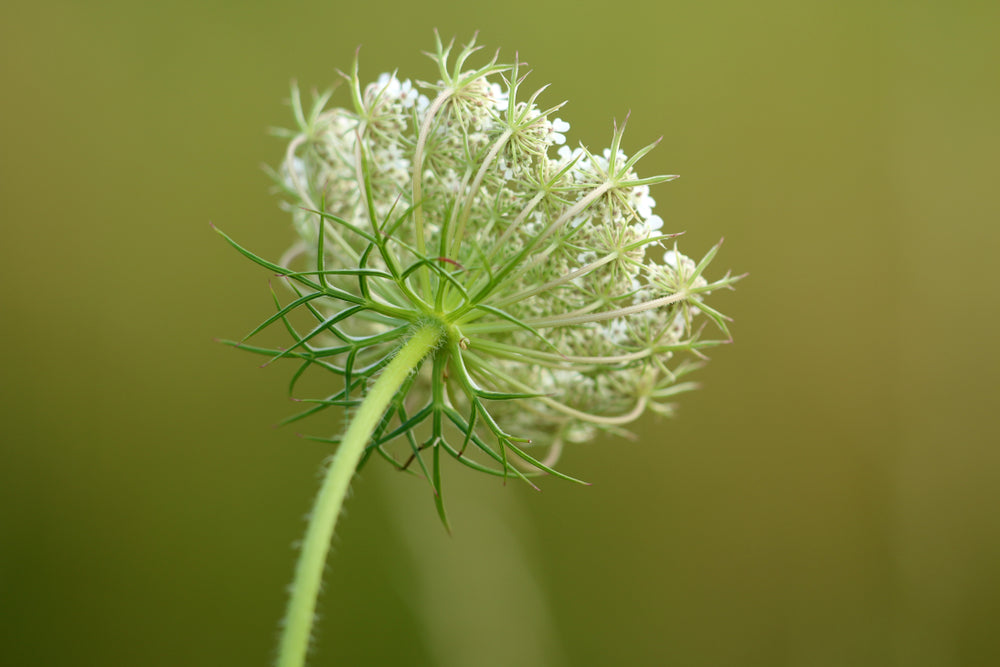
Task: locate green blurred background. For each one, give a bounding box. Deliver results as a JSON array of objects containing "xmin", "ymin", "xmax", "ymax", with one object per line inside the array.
[{"xmin": 3, "ymin": 1, "xmax": 998, "ymax": 665}]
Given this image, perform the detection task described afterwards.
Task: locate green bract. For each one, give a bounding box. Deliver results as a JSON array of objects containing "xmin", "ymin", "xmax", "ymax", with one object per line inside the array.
[{"xmin": 221, "ymin": 34, "xmax": 740, "ymax": 519}]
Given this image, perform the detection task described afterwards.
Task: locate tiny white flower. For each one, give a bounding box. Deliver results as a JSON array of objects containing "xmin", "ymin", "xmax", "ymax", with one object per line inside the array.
[
  {"xmin": 549, "ymin": 117, "xmax": 570, "ymax": 145},
  {"xmin": 489, "ymin": 81, "xmax": 509, "ymax": 109}
]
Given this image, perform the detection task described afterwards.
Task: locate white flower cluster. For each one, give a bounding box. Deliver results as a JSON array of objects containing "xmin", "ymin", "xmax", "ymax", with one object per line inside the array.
[{"xmin": 276, "ymin": 38, "xmax": 736, "ymax": 456}]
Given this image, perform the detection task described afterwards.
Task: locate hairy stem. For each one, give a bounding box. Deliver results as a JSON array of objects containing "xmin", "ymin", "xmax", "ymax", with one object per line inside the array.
[{"xmin": 277, "ymin": 323, "xmax": 443, "ymax": 667}]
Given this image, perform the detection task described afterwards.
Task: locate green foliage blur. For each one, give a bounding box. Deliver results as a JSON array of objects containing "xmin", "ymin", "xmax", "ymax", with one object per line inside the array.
[{"xmin": 2, "ymin": 1, "xmax": 998, "ymax": 665}]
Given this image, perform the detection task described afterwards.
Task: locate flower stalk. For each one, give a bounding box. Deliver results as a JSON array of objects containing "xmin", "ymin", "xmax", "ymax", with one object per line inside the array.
[{"xmin": 276, "ymin": 323, "xmax": 442, "ymax": 667}]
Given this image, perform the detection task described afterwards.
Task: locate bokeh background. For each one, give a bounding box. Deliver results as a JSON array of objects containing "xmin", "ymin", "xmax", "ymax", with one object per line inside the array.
[{"xmin": 3, "ymin": 1, "xmax": 998, "ymax": 665}]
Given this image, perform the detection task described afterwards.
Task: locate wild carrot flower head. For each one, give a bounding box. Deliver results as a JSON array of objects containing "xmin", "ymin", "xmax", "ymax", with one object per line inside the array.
[{"xmin": 222, "ymin": 33, "xmax": 740, "ymax": 507}]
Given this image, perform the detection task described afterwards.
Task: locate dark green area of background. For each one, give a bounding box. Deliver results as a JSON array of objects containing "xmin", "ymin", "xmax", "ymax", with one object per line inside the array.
[{"xmin": 2, "ymin": 1, "xmax": 998, "ymax": 665}]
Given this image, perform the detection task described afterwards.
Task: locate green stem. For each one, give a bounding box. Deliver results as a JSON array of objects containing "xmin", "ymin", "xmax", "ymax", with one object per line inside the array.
[{"xmin": 276, "ymin": 323, "xmax": 443, "ymax": 667}]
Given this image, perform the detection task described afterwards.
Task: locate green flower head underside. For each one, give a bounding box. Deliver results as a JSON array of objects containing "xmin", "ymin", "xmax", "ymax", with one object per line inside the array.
[{"xmin": 221, "ymin": 34, "xmax": 741, "ymax": 506}]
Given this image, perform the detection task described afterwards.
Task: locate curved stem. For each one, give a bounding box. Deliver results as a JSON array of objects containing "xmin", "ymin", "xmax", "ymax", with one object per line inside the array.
[
  {"xmin": 410, "ymin": 91, "xmax": 450, "ymax": 299},
  {"xmin": 276, "ymin": 323, "xmax": 443, "ymax": 667},
  {"xmin": 450, "ymin": 128, "xmax": 512, "ymax": 259}
]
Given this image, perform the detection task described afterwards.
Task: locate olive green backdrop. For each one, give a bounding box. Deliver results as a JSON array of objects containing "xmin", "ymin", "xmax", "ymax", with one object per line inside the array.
[{"xmin": 2, "ymin": 1, "xmax": 998, "ymax": 665}]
